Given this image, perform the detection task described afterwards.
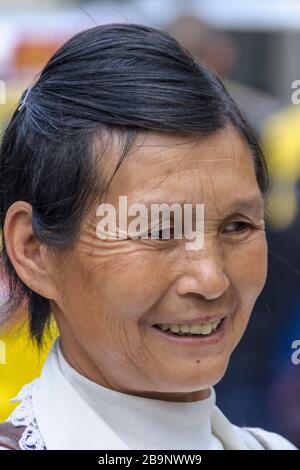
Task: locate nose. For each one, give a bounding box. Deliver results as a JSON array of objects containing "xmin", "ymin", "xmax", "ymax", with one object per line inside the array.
[{"xmin": 175, "ymin": 247, "xmax": 230, "ymax": 300}]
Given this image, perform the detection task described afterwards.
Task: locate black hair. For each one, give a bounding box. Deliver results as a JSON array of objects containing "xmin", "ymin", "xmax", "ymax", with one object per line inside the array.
[{"xmin": 0, "ymin": 23, "xmax": 269, "ymax": 346}]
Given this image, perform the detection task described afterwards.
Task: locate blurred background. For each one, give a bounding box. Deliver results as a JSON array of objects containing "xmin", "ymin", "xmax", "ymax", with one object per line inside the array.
[{"xmin": 0, "ymin": 0, "xmax": 300, "ymax": 448}]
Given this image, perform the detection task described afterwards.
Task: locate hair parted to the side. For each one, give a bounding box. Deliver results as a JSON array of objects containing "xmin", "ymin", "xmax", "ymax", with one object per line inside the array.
[{"xmin": 0, "ymin": 23, "xmax": 269, "ymax": 346}]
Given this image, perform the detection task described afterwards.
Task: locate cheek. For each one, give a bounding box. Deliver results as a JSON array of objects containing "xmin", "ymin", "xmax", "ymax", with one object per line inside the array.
[
  {"xmin": 227, "ymin": 233, "xmax": 268, "ymax": 308},
  {"xmin": 105, "ymin": 257, "xmax": 171, "ymax": 323},
  {"xmin": 64, "ymin": 244, "xmax": 170, "ymax": 326}
]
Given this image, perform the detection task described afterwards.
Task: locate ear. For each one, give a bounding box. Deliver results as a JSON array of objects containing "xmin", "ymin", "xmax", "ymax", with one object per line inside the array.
[{"xmin": 3, "ymin": 201, "xmax": 59, "ymax": 300}]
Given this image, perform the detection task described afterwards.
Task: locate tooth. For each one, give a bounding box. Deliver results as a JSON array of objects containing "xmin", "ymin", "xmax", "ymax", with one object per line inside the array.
[
  {"xmin": 158, "ymin": 320, "xmax": 222, "ymax": 335},
  {"xmin": 170, "ymin": 324, "xmax": 180, "ymax": 333},
  {"xmin": 190, "ymin": 324, "xmax": 203, "ymax": 334},
  {"xmin": 160, "ymin": 324, "xmax": 169, "ymax": 331},
  {"xmin": 179, "ymin": 324, "xmax": 190, "ymax": 333},
  {"xmin": 202, "ymin": 324, "xmax": 213, "ymax": 335}
]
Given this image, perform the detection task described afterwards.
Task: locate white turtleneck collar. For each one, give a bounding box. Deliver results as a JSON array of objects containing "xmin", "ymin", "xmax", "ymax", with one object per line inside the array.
[{"xmin": 57, "ymin": 342, "xmax": 223, "ymax": 450}]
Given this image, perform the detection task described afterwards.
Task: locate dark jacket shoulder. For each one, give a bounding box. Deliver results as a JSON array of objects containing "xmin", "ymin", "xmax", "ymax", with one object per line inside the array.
[{"xmin": 0, "ymin": 421, "xmax": 26, "ymax": 450}]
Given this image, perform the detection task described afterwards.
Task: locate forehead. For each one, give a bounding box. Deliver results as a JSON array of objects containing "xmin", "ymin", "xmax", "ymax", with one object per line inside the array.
[{"xmin": 102, "ymin": 124, "xmax": 261, "ymax": 209}]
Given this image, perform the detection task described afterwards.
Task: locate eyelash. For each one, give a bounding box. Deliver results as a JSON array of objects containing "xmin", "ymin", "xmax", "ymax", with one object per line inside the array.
[
  {"xmin": 222, "ymin": 221, "xmax": 254, "ymax": 234},
  {"xmin": 137, "ymin": 221, "xmax": 256, "ymax": 241}
]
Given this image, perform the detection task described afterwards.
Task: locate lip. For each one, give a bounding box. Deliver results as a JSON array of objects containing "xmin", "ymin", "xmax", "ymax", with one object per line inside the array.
[{"xmin": 151, "ymin": 316, "xmax": 228, "ymax": 346}]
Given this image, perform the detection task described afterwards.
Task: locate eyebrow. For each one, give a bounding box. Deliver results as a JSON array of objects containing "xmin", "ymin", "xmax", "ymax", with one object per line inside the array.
[{"xmin": 226, "ymin": 195, "xmax": 265, "ymax": 216}]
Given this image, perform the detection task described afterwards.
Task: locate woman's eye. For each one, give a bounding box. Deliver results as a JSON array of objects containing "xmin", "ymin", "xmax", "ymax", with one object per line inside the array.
[{"xmin": 222, "ymin": 221, "xmax": 252, "ymax": 234}]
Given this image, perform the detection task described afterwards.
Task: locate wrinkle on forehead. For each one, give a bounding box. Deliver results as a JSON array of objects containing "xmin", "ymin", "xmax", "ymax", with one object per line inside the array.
[
  {"xmin": 103, "ymin": 125, "xmax": 254, "ymax": 206},
  {"xmin": 122, "ymin": 126, "xmax": 236, "ymax": 180}
]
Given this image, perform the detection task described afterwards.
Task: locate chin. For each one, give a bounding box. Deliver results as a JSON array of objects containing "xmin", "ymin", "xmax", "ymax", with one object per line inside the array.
[{"xmin": 158, "ymin": 355, "xmax": 230, "ymax": 393}]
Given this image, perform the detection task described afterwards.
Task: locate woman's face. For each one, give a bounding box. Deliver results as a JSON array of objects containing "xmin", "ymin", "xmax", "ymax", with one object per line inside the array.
[{"xmin": 52, "ymin": 124, "xmax": 267, "ymax": 401}]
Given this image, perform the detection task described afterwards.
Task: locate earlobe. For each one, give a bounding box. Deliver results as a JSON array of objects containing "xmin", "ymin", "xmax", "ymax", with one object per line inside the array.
[{"xmin": 3, "ymin": 201, "xmax": 57, "ymax": 299}]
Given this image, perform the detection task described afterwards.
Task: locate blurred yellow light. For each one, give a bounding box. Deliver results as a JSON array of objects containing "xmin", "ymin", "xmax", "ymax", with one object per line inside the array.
[{"xmin": 0, "ymin": 325, "xmax": 56, "ymax": 421}]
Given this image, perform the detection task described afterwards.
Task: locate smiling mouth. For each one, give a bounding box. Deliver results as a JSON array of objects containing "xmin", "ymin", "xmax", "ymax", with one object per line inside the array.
[{"xmin": 152, "ymin": 317, "xmax": 226, "ymax": 337}]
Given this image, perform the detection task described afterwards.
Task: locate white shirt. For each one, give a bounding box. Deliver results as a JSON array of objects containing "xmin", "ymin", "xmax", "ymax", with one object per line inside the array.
[
  {"xmin": 57, "ymin": 342, "xmax": 224, "ymax": 450},
  {"xmin": 1, "ymin": 338, "xmax": 297, "ymax": 450}
]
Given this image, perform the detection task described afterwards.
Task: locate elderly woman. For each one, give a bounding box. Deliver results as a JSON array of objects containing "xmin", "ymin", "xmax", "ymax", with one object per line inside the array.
[{"xmin": 0, "ymin": 23, "xmax": 296, "ymax": 450}]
